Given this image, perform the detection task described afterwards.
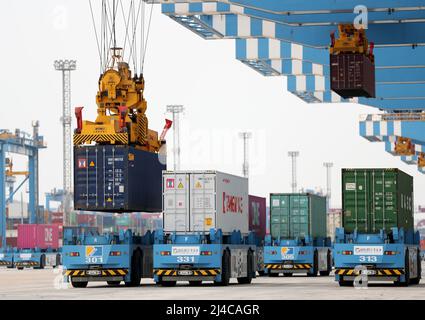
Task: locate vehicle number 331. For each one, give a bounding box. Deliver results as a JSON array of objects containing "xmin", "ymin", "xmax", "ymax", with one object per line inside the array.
[
  {"xmin": 177, "ymin": 256, "xmax": 195, "ymax": 263},
  {"xmin": 359, "ymin": 256, "xmax": 377, "ymax": 262}
]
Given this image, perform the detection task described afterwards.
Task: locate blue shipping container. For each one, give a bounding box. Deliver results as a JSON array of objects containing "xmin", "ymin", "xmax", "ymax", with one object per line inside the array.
[{"xmin": 74, "ymin": 145, "xmax": 165, "ymax": 213}]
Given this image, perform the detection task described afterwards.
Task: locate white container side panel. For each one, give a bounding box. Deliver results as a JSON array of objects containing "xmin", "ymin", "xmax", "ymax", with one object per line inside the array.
[
  {"xmin": 163, "ymin": 173, "xmax": 190, "ymax": 233},
  {"xmin": 190, "ymin": 173, "xmax": 217, "ymax": 232},
  {"xmin": 163, "ymin": 171, "xmax": 249, "ymax": 235},
  {"xmin": 215, "ymin": 172, "xmax": 249, "ymax": 235}
]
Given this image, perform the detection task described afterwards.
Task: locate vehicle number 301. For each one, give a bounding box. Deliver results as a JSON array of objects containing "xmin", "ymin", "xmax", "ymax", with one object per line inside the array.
[
  {"xmin": 176, "ymin": 256, "xmax": 195, "ymax": 263},
  {"xmin": 359, "ymin": 255, "xmax": 377, "ymax": 262}
]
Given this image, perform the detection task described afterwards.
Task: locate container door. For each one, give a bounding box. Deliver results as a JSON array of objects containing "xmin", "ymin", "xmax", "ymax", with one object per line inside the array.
[
  {"xmin": 163, "ymin": 173, "xmax": 190, "ymax": 232},
  {"xmin": 371, "ymin": 170, "xmax": 397, "ymax": 232},
  {"xmin": 103, "ymin": 147, "xmax": 126, "ymax": 210},
  {"xmin": 342, "ymin": 170, "xmax": 369, "ymax": 233},
  {"xmin": 190, "ymin": 173, "xmax": 216, "ymax": 232}
]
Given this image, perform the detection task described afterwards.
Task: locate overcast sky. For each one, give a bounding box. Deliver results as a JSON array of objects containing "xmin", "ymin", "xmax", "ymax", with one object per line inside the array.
[{"xmin": 1, "ymin": 0, "xmax": 424, "ymax": 210}]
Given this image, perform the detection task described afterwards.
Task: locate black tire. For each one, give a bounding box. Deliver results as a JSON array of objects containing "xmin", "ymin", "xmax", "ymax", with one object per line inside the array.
[
  {"xmin": 268, "ymin": 272, "xmax": 279, "ymax": 277},
  {"xmin": 395, "ymin": 251, "xmax": 410, "ymax": 287},
  {"xmin": 215, "ymin": 250, "xmax": 231, "ymax": 286},
  {"xmin": 320, "ymin": 251, "xmax": 332, "ymax": 276},
  {"xmin": 17, "ymin": 267, "xmax": 24, "ymax": 270},
  {"xmin": 283, "ymin": 273, "xmax": 293, "ymax": 277},
  {"xmin": 189, "ymin": 281, "xmax": 202, "ymax": 286},
  {"xmin": 237, "ymin": 250, "xmax": 254, "ymax": 284},
  {"xmin": 107, "ymin": 281, "xmax": 121, "ymax": 286},
  {"xmin": 56, "ymin": 254, "xmax": 61, "ymax": 267},
  {"xmin": 40, "ymin": 255, "xmax": 46, "ymax": 269},
  {"xmin": 125, "ymin": 250, "xmax": 142, "ymax": 287},
  {"xmin": 71, "ymin": 280, "xmax": 88, "ymax": 288},
  {"xmin": 409, "ymin": 251, "xmax": 421, "ymax": 285},
  {"xmin": 161, "ymin": 280, "xmax": 177, "ymax": 287},
  {"xmin": 257, "ymin": 270, "xmax": 265, "ymax": 277},
  {"xmin": 307, "ymin": 250, "xmax": 318, "ymax": 277},
  {"xmin": 338, "ymin": 279, "xmax": 353, "ymax": 287}
]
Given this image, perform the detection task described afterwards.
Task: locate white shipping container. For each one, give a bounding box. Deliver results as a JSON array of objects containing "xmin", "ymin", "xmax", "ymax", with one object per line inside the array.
[
  {"xmin": 7, "ymin": 201, "xmax": 28, "ymax": 219},
  {"xmin": 163, "ymin": 171, "xmax": 249, "ymax": 235}
]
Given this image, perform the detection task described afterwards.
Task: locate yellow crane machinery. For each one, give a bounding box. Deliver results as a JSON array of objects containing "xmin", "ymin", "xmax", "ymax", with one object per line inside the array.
[
  {"xmin": 330, "ymin": 24, "xmax": 375, "ymax": 62},
  {"xmin": 418, "ymin": 153, "xmax": 425, "ymax": 168},
  {"xmin": 394, "ymin": 137, "xmax": 415, "ymax": 156},
  {"xmin": 73, "ymin": 48, "xmax": 171, "ymax": 153},
  {"xmin": 5, "ymin": 158, "xmax": 29, "ymax": 178}
]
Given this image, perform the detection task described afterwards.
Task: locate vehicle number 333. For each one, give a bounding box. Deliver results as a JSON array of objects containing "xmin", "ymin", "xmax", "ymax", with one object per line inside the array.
[{"xmin": 359, "ymin": 255, "xmax": 377, "ymax": 262}]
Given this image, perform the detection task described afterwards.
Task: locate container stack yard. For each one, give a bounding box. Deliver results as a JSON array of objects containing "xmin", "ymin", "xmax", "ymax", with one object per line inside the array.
[{"xmin": 1, "ymin": 0, "xmax": 425, "ymax": 306}]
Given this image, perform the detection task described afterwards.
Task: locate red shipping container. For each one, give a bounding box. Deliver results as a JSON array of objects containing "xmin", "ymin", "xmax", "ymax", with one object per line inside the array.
[
  {"xmin": 77, "ymin": 214, "xmax": 97, "ymax": 226},
  {"xmin": 0, "ymin": 237, "xmax": 17, "ymax": 248},
  {"xmin": 17, "ymin": 224, "xmax": 59, "ymax": 250},
  {"xmin": 7, "ymin": 237, "xmax": 17, "ymax": 248},
  {"xmin": 248, "ymin": 195, "xmax": 267, "ymax": 239}
]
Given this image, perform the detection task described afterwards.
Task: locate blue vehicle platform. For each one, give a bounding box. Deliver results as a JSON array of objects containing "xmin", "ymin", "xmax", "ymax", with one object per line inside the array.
[
  {"xmin": 14, "ymin": 249, "xmax": 61, "ymax": 269},
  {"xmin": 0, "ymin": 248, "xmax": 15, "ymax": 268},
  {"xmin": 62, "ymin": 229, "xmax": 153, "ymax": 288},
  {"xmin": 263, "ymin": 236, "xmax": 332, "ymax": 277},
  {"xmin": 333, "ymin": 228, "xmax": 421, "ymax": 286},
  {"xmin": 153, "ymin": 229, "xmax": 257, "ymax": 286}
]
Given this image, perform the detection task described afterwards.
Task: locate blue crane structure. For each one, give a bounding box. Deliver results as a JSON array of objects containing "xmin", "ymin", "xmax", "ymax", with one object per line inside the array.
[
  {"xmin": 0, "ymin": 122, "xmax": 46, "ymax": 249},
  {"xmin": 145, "ymin": 0, "xmax": 425, "ymax": 172}
]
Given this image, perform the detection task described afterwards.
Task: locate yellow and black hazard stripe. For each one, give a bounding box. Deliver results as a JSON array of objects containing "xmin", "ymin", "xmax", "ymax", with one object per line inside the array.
[
  {"xmin": 0, "ymin": 261, "xmax": 12, "ymax": 266},
  {"xmin": 74, "ymin": 133, "xmax": 128, "ymax": 146},
  {"xmin": 64, "ymin": 269, "xmax": 129, "ymax": 277},
  {"xmin": 15, "ymin": 261, "xmax": 38, "ymax": 267},
  {"xmin": 154, "ymin": 269, "xmax": 220, "ymax": 277},
  {"xmin": 335, "ymin": 269, "xmax": 404, "ymax": 276},
  {"xmin": 265, "ymin": 264, "xmax": 312, "ymax": 270}
]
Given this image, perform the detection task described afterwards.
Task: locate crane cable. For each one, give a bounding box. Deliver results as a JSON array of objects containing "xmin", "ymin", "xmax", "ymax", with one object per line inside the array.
[
  {"xmin": 88, "ymin": 0, "xmax": 155, "ymax": 75},
  {"xmin": 88, "ymin": 0, "xmax": 102, "ymax": 73},
  {"xmin": 141, "ymin": 1, "xmax": 154, "ymax": 74}
]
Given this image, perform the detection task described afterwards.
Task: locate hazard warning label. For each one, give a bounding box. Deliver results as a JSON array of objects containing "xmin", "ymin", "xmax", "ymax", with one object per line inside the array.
[
  {"xmin": 166, "ymin": 179, "xmax": 175, "ymax": 189},
  {"xmin": 90, "ymin": 161, "xmax": 95, "ymax": 167},
  {"xmin": 178, "ymin": 182, "xmax": 184, "ymax": 189},
  {"xmin": 195, "ymin": 181, "xmax": 202, "ymax": 189},
  {"xmin": 78, "ymin": 158, "xmax": 87, "ymax": 169}
]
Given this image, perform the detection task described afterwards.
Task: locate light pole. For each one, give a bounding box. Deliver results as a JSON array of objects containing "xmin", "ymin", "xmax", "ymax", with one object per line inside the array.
[
  {"xmin": 323, "ymin": 162, "xmax": 333, "ymax": 209},
  {"xmin": 239, "ymin": 132, "xmax": 252, "ymax": 178},
  {"xmin": 54, "ymin": 59, "xmax": 77, "ymax": 227},
  {"xmin": 288, "ymin": 151, "xmax": 299, "ymax": 193},
  {"xmin": 166, "ymin": 105, "xmax": 184, "ymax": 171}
]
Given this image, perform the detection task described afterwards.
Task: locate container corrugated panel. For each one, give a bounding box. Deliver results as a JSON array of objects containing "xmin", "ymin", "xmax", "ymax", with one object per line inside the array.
[
  {"xmin": 330, "ymin": 53, "xmax": 375, "ymax": 98},
  {"xmin": 17, "ymin": 224, "xmax": 59, "ymax": 250},
  {"xmin": 270, "ymin": 193, "xmax": 327, "ymax": 240},
  {"xmin": 163, "ymin": 171, "xmax": 249, "ymax": 235},
  {"xmin": 74, "ymin": 145, "xmax": 165, "ymax": 213},
  {"xmin": 249, "ymin": 195, "xmax": 267, "ymax": 239},
  {"xmin": 342, "ymin": 168, "xmax": 413, "ymax": 233}
]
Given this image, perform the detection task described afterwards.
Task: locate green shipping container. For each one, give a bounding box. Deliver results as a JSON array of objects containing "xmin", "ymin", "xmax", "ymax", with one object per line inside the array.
[
  {"xmin": 341, "ymin": 168, "xmax": 414, "ymax": 233},
  {"xmin": 270, "ymin": 193, "xmax": 327, "ymax": 239}
]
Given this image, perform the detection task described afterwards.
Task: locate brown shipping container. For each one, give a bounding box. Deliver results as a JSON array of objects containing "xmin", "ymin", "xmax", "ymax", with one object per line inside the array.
[
  {"xmin": 249, "ymin": 195, "xmax": 267, "ymax": 238},
  {"xmin": 330, "ymin": 53, "xmax": 375, "ymax": 98}
]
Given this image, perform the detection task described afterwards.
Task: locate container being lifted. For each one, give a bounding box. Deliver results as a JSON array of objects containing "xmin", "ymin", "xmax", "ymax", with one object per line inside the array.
[
  {"xmin": 334, "ymin": 168, "xmax": 421, "ymax": 287},
  {"xmin": 74, "ymin": 145, "xmax": 165, "ymax": 213},
  {"xmin": 72, "ymin": 48, "xmax": 172, "ymax": 213},
  {"xmin": 264, "ymin": 194, "xmax": 332, "ymax": 277},
  {"xmin": 155, "ymin": 170, "xmax": 257, "ymax": 287},
  {"xmin": 330, "ymin": 24, "xmax": 375, "ymax": 98}
]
